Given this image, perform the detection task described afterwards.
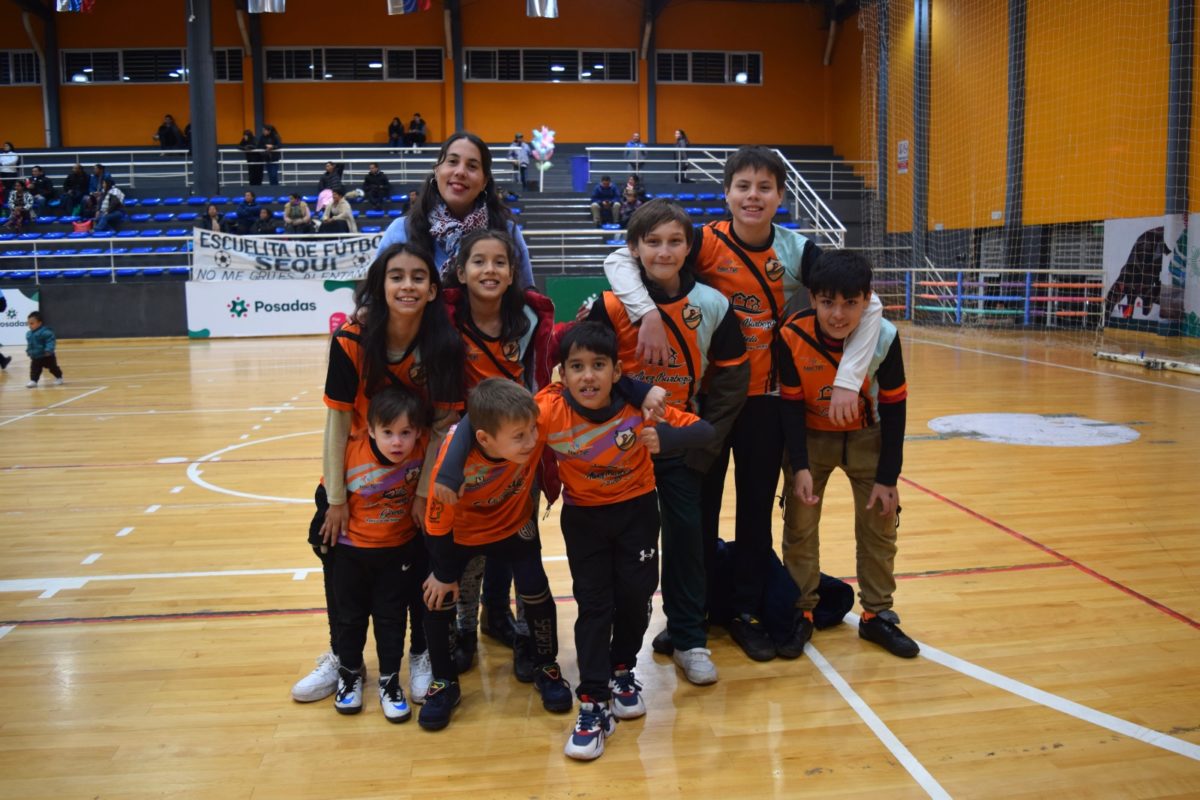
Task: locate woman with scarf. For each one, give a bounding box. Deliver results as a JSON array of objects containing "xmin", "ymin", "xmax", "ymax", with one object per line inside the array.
[{"xmin": 377, "ymin": 132, "xmax": 534, "ymax": 289}]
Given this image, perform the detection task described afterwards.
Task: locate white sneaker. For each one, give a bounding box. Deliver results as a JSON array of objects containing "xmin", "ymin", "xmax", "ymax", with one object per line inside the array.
[
  {"xmin": 25, "ymin": 381, "xmax": 37, "ymax": 388},
  {"xmin": 609, "ymin": 667, "xmax": 645, "ymax": 720},
  {"xmin": 334, "ymin": 665, "xmax": 364, "ymax": 715},
  {"xmin": 673, "ymin": 647, "xmax": 719, "ymax": 685},
  {"xmin": 291, "ymin": 650, "xmax": 340, "ymax": 702},
  {"xmin": 54, "ymin": 377, "xmax": 63, "ymax": 386},
  {"xmin": 378, "ymin": 673, "xmax": 412, "ymax": 723},
  {"xmin": 563, "ymin": 699, "xmax": 617, "ymax": 761},
  {"xmin": 409, "ymin": 649, "xmax": 432, "ymax": 704}
]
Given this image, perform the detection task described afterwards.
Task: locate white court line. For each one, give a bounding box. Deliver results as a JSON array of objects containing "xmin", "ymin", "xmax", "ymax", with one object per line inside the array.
[
  {"xmin": 144, "ymin": 504, "xmax": 161, "ymax": 514},
  {"xmin": 38, "ymin": 406, "xmax": 324, "ymax": 419},
  {"xmin": 170, "ymin": 486, "xmax": 183, "ymax": 494},
  {"xmin": 0, "ymin": 386, "xmax": 108, "ymax": 428},
  {"xmin": 908, "ymin": 337, "xmax": 1200, "ymax": 394},
  {"xmin": 115, "ymin": 527, "xmax": 134, "ymax": 537},
  {"xmin": 845, "ymin": 613, "xmax": 1200, "ymax": 762},
  {"xmin": 81, "ymin": 553, "xmax": 102, "ymax": 565},
  {"xmin": 807, "ymin": 642, "xmax": 950, "ymax": 798},
  {"xmin": 0, "ymin": 626, "xmax": 14, "ymax": 640}
]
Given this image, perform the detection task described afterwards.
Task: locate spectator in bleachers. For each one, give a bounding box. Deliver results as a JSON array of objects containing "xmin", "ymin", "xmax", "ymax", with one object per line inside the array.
[
  {"xmin": 0, "ymin": 142, "xmax": 19, "ymax": 193},
  {"xmin": 283, "ymin": 193, "xmax": 314, "ymax": 234},
  {"xmin": 617, "ymin": 185, "xmax": 644, "ymax": 228},
  {"xmin": 93, "ymin": 179, "xmax": 125, "ymax": 233},
  {"xmin": 195, "ymin": 203, "xmax": 230, "ymax": 234},
  {"xmin": 153, "ymin": 114, "xmax": 184, "ymax": 149},
  {"xmin": 317, "ymin": 161, "xmax": 344, "ymax": 195},
  {"xmin": 624, "ymin": 173, "xmax": 647, "ymax": 201},
  {"xmin": 624, "ymin": 133, "xmax": 644, "ymax": 175},
  {"xmin": 26, "ymin": 166, "xmax": 55, "ymax": 210},
  {"xmin": 320, "ymin": 186, "xmax": 356, "ymax": 234},
  {"xmin": 239, "ymin": 129, "xmax": 263, "ymax": 186},
  {"xmin": 252, "ymin": 207, "xmax": 277, "ymax": 235},
  {"xmin": 259, "ymin": 124, "xmax": 282, "ymax": 185},
  {"xmin": 2, "ymin": 182, "xmax": 33, "ymax": 233},
  {"xmin": 63, "ymin": 163, "xmax": 88, "ymax": 216},
  {"xmin": 506, "ymin": 133, "xmax": 531, "ymax": 191},
  {"xmin": 388, "ymin": 117, "xmax": 404, "ymax": 149},
  {"xmin": 83, "ymin": 164, "xmax": 114, "ymax": 219},
  {"xmin": 362, "ymin": 163, "xmax": 391, "ymax": 211},
  {"xmin": 675, "ymin": 129, "xmax": 692, "ymax": 183},
  {"xmin": 235, "ymin": 191, "xmax": 263, "ymax": 235},
  {"xmin": 404, "ymin": 112, "xmax": 427, "ymax": 150},
  {"xmin": 590, "ymin": 175, "xmax": 620, "ymax": 226}
]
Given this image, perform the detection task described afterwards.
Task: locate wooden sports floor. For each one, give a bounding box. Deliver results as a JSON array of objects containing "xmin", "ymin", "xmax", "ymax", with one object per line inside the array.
[{"xmin": 0, "ymin": 325, "xmax": 1197, "ymax": 800}]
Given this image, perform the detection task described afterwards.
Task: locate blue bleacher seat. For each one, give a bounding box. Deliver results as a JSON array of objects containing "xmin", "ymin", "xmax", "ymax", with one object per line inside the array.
[
  {"xmin": 187, "ymin": 196, "xmax": 209, "ymax": 206},
  {"xmin": 89, "ymin": 268, "xmax": 112, "ymax": 278},
  {"xmin": 37, "ymin": 269, "xmax": 61, "ymax": 279},
  {"xmin": 163, "ymin": 197, "xmax": 184, "ymax": 205},
  {"xmin": 7, "ymin": 270, "xmax": 34, "ymax": 280},
  {"xmin": 257, "ymin": 196, "xmax": 275, "ymax": 204},
  {"xmin": 129, "ymin": 247, "xmax": 154, "ymax": 255},
  {"xmin": 122, "ymin": 198, "xmax": 139, "ymax": 207},
  {"xmin": 139, "ymin": 229, "xmax": 164, "ymax": 237},
  {"xmin": 386, "ymin": 209, "xmax": 402, "ymax": 218},
  {"xmin": 166, "ymin": 228, "xmax": 188, "ymax": 236},
  {"xmin": 361, "ymin": 225, "xmax": 382, "ymax": 234},
  {"xmin": 6, "ymin": 249, "xmax": 30, "ymax": 256},
  {"xmin": 48, "ymin": 199, "xmax": 62, "ymax": 208},
  {"xmin": 685, "ymin": 207, "xmax": 704, "ymax": 215},
  {"xmin": 80, "ymin": 248, "xmax": 105, "ymax": 255},
  {"xmin": 167, "ymin": 267, "xmax": 190, "ymax": 276},
  {"xmin": 365, "ymin": 210, "xmax": 384, "ymax": 218},
  {"xmin": 209, "ymin": 196, "xmax": 230, "ymax": 205},
  {"xmin": 272, "ymin": 211, "xmax": 284, "ymax": 219},
  {"xmin": 775, "ymin": 207, "xmax": 789, "ymax": 215},
  {"xmin": 389, "ymin": 194, "xmax": 405, "ymax": 203},
  {"xmin": 109, "ymin": 247, "xmax": 129, "ymax": 255},
  {"xmin": 511, "ymin": 208, "xmax": 521, "ymax": 215},
  {"xmin": 117, "ymin": 230, "xmax": 140, "ymax": 238},
  {"xmin": 0, "ymin": 233, "xmax": 14, "ymax": 241},
  {"xmin": 51, "ymin": 248, "xmax": 77, "ymax": 255},
  {"xmin": 129, "ymin": 213, "xmax": 151, "ymax": 222},
  {"xmin": 605, "ymin": 238, "xmax": 626, "ymax": 245},
  {"xmin": 779, "ymin": 221, "xmax": 799, "ymax": 229},
  {"xmin": 154, "ymin": 246, "xmax": 178, "ymax": 254},
  {"xmin": 62, "ymin": 269, "xmax": 87, "ymax": 279},
  {"xmin": 34, "ymin": 215, "xmax": 58, "ymax": 224},
  {"xmin": 351, "ymin": 210, "xmax": 360, "ymax": 217},
  {"xmin": 153, "ymin": 213, "xmax": 176, "ymax": 222},
  {"xmin": 177, "ymin": 212, "xmax": 197, "ymax": 222},
  {"xmin": 43, "ymin": 232, "xmax": 67, "ymax": 240},
  {"xmin": 652, "ymin": 192, "xmax": 675, "ymax": 199},
  {"xmin": 139, "ymin": 198, "xmax": 161, "ymax": 207},
  {"xmin": 677, "ymin": 193, "xmax": 696, "ymax": 201},
  {"xmin": 223, "ymin": 212, "xmax": 238, "ymax": 220},
  {"xmin": 116, "ymin": 267, "xmax": 140, "ymax": 277},
  {"xmin": 302, "ymin": 195, "xmax": 317, "ymax": 203},
  {"xmin": 141, "ymin": 267, "xmax": 165, "ymax": 276},
  {"xmin": 19, "ymin": 232, "xmax": 41, "ymax": 240},
  {"xmin": 59, "ymin": 216, "xmax": 80, "ymax": 224},
  {"xmin": 600, "ymin": 223, "xmax": 621, "ymax": 230},
  {"xmin": 705, "ymin": 206, "xmax": 724, "ymax": 215},
  {"xmin": 90, "ymin": 230, "xmax": 115, "ymax": 238},
  {"xmin": 697, "ymin": 193, "xmax": 718, "ymax": 201}
]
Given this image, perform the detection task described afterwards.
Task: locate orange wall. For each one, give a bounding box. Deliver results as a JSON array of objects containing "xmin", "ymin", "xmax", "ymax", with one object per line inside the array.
[
  {"xmin": 886, "ymin": 0, "xmax": 914, "ymax": 234},
  {"xmin": 1024, "ymin": 1, "xmax": 1168, "ymax": 224},
  {"xmin": 0, "ymin": 9, "xmax": 48, "ymax": 147},
  {"xmin": 829, "ymin": 14, "xmax": 866, "ymax": 174},
  {"xmin": 928, "ymin": 0, "xmax": 1007, "ymax": 231}
]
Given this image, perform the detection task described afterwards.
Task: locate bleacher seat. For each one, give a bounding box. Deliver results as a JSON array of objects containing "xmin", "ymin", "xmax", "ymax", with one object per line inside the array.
[
  {"xmin": 512, "ymin": 208, "xmax": 521, "ymax": 215},
  {"xmin": 129, "ymin": 213, "xmax": 151, "ymax": 222},
  {"xmin": 166, "ymin": 228, "xmax": 188, "ymax": 236},
  {"xmin": 139, "ymin": 198, "xmax": 161, "ymax": 207},
  {"xmin": 386, "ymin": 210, "xmax": 402, "ymax": 218},
  {"xmin": 34, "ymin": 215, "xmax": 58, "ymax": 224},
  {"xmin": 6, "ymin": 250, "xmax": 30, "ymax": 256},
  {"xmin": 80, "ymin": 248, "xmax": 105, "ymax": 255},
  {"xmin": 37, "ymin": 269, "xmax": 61, "ymax": 279},
  {"xmin": 365, "ymin": 210, "xmax": 384, "ymax": 218},
  {"xmin": 51, "ymin": 248, "xmax": 77, "ymax": 256},
  {"xmin": 88, "ymin": 268, "xmax": 112, "ymax": 278},
  {"xmin": 141, "ymin": 267, "xmax": 165, "ymax": 276},
  {"xmin": 177, "ymin": 212, "xmax": 198, "ymax": 222},
  {"xmin": 139, "ymin": 229, "xmax": 163, "ymax": 237},
  {"xmin": 779, "ymin": 221, "xmax": 800, "ymax": 229},
  {"xmin": 66, "ymin": 231, "xmax": 91, "ymax": 239},
  {"xmin": 650, "ymin": 193, "xmax": 675, "ymax": 199},
  {"xmin": 48, "ymin": 199, "xmax": 62, "ymax": 208},
  {"xmin": 129, "ymin": 247, "xmax": 154, "ymax": 255},
  {"xmin": 110, "ymin": 247, "xmax": 129, "ymax": 255},
  {"xmin": 389, "ymin": 194, "xmax": 405, "ymax": 203},
  {"xmin": 116, "ymin": 268, "xmax": 140, "ymax": 277},
  {"xmin": 153, "ymin": 213, "xmax": 176, "ymax": 222},
  {"xmin": 775, "ymin": 207, "xmax": 789, "ymax": 215},
  {"xmin": 685, "ymin": 207, "xmax": 704, "ymax": 215},
  {"xmin": 605, "ymin": 238, "xmax": 626, "ymax": 245},
  {"xmin": 210, "ymin": 196, "xmax": 230, "ymax": 205},
  {"xmin": 0, "ymin": 233, "xmax": 14, "ymax": 241},
  {"xmin": 187, "ymin": 197, "xmax": 209, "ymax": 206},
  {"xmin": 163, "ymin": 197, "xmax": 184, "ymax": 205},
  {"xmin": 168, "ymin": 267, "xmax": 190, "ymax": 276},
  {"xmin": 600, "ymin": 223, "xmax": 621, "ymax": 230},
  {"xmin": 117, "ymin": 230, "xmax": 140, "ymax": 238},
  {"xmin": 154, "ymin": 246, "xmax": 178, "ymax": 254},
  {"xmin": 43, "ymin": 232, "xmax": 67, "ymax": 240},
  {"xmin": 90, "ymin": 230, "xmax": 115, "ymax": 238},
  {"xmin": 698, "ymin": 193, "xmax": 719, "ymax": 201},
  {"xmin": 361, "ymin": 225, "xmax": 382, "ymax": 234},
  {"xmin": 257, "ymin": 196, "xmax": 276, "ymax": 204},
  {"xmin": 7, "ymin": 270, "xmax": 34, "ymax": 280},
  {"xmin": 302, "ymin": 195, "xmax": 317, "ymax": 203},
  {"xmin": 62, "ymin": 269, "xmax": 87, "ymax": 279},
  {"xmin": 705, "ymin": 207, "xmax": 724, "ymax": 216},
  {"xmin": 677, "ymin": 193, "xmax": 696, "ymax": 201},
  {"xmin": 19, "ymin": 233, "xmax": 41, "ymax": 240},
  {"xmin": 122, "ymin": 198, "xmax": 139, "ymax": 207}
]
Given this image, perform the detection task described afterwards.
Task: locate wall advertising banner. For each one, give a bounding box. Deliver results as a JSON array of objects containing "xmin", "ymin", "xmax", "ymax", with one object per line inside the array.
[
  {"xmin": 0, "ymin": 287, "xmax": 40, "ymax": 346},
  {"xmin": 1102, "ymin": 215, "xmax": 1185, "ymax": 333},
  {"xmin": 191, "ymin": 230, "xmax": 382, "ymax": 281},
  {"xmin": 186, "ymin": 279, "xmax": 356, "ymax": 338}
]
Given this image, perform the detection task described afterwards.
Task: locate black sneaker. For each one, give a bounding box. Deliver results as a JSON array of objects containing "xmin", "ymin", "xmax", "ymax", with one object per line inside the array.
[
  {"xmin": 417, "ymin": 679, "xmax": 461, "ymax": 731},
  {"xmin": 858, "ymin": 614, "xmax": 920, "ymax": 658},
  {"xmin": 727, "ymin": 614, "xmax": 777, "ymax": 662},
  {"xmin": 480, "ymin": 603, "xmax": 518, "ymax": 648},
  {"xmin": 453, "ymin": 629, "xmax": 477, "ymax": 674},
  {"xmin": 512, "ymin": 634, "xmax": 536, "ymax": 683},
  {"xmin": 776, "ymin": 610, "xmax": 814, "ymax": 660},
  {"xmin": 533, "ymin": 663, "xmax": 574, "ymax": 713},
  {"xmin": 651, "ymin": 628, "xmax": 673, "ymax": 655},
  {"xmin": 0, "ymin": 353, "xmax": 10, "ymax": 370}
]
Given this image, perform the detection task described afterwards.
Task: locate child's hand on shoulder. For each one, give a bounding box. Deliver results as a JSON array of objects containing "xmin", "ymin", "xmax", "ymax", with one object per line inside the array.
[
  {"xmin": 642, "ymin": 385, "xmax": 667, "ymax": 423},
  {"xmin": 866, "ymin": 483, "xmax": 899, "ymax": 516},
  {"xmin": 638, "ymin": 426, "xmax": 660, "ymax": 454},
  {"xmin": 636, "ymin": 311, "xmax": 670, "ymax": 366},
  {"xmin": 793, "ymin": 470, "xmax": 819, "ymax": 505}
]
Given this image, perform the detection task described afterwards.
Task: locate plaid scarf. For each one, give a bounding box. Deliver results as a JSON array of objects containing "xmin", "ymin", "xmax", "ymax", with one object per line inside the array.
[{"xmin": 427, "ymin": 199, "xmax": 490, "ymax": 275}]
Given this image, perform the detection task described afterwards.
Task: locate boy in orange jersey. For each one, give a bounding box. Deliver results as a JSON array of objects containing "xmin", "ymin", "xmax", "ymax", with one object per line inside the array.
[
  {"xmin": 590, "ymin": 199, "xmax": 748, "ymax": 686},
  {"xmin": 418, "ymin": 378, "xmax": 573, "ymax": 732},
  {"xmin": 319, "ymin": 386, "xmax": 431, "ymax": 722},
  {"xmin": 605, "ymin": 146, "xmax": 884, "ymax": 662},
  {"xmin": 778, "ymin": 250, "xmax": 918, "ymax": 659}
]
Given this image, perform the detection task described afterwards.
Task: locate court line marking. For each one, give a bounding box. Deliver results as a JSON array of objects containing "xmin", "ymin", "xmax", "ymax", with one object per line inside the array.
[
  {"xmin": 0, "ymin": 626, "xmax": 12, "ymax": 640},
  {"xmin": 0, "ymin": 386, "xmax": 108, "ymax": 428},
  {"xmin": 907, "ymin": 337, "xmax": 1200, "ymax": 394},
  {"xmin": 807, "ymin": 642, "xmax": 951, "ymax": 798},
  {"xmin": 844, "ymin": 613, "xmax": 1200, "ymax": 763},
  {"xmin": 185, "ymin": 430, "xmax": 324, "ymax": 504},
  {"xmin": 901, "ymin": 476, "xmax": 1200, "ymax": 629},
  {"xmin": 144, "ymin": 504, "xmax": 161, "ymax": 514},
  {"xmin": 80, "ymin": 553, "xmax": 102, "ymax": 565},
  {"xmin": 115, "ymin": 527, "xmax": 134, "ymax": 537}
]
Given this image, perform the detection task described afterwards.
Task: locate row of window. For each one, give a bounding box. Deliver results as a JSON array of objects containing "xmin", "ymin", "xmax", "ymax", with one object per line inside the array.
[{"xmin": 0, "ymin": 47, "xmax": 762, "ymax": 86}]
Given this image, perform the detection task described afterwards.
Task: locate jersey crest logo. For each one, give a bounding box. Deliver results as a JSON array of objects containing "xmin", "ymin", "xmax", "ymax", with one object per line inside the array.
[
  {"xmin": 666, "ymin": 346, "xmax": 682, "ymax": 369},
  {"xmin": 681, "ymin": 303, "xmax": 702, "ymax": 330},
  {"xmin": 731, "ymin": 292, "xmax": 762, "ymax": 314},
  {"xmin": 409, "ymin": 363, "xmax": 427, "ymax": 386},
  {"xmin": 503, "ymin": 341, "xmax": 521, "ymax": 362},
  {"xmin": 614, "ymin": 426, "xmax": 637, "ymax": 451},
  {"xmin": 405, "ymin": 466, "xmax": 421, "ymax": 483},
  {"xmin": 764, "ymin": 257, "xmax": 784, "ymax": 282}
]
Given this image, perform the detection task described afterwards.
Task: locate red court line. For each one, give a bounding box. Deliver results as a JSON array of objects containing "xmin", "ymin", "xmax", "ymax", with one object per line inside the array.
[{"xmin": 901, "ymin": 476, "xmax": 1200, "ymax": 630}]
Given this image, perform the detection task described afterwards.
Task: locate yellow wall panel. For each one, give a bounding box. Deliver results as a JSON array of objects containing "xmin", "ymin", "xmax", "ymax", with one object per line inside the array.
[{"xmin": 887, "ymin": 0, "xmax": 914, "ymax": 234}]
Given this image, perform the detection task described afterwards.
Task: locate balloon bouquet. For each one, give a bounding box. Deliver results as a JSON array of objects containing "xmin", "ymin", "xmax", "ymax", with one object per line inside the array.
[{"xmin": 530, "ymin": 126, "xmax": 555, "ymax": 192}]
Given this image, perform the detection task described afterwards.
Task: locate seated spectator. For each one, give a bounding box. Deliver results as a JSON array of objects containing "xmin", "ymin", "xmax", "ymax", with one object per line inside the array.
[
  {"xmin": 26, "ymin": 166, "xmax": 55, "ymax": 210},
  {"xmin": 93, "ymin": 179, "xmax": 125, "ymax": 233},
  {"xmin": 589, "ymin": 175, "xmax": 620, "ymax": 226},
  {"xmin": 617, "ymin": 186, "xmax": 644, "ymax": 228},
  {"xmin": 2, "ymin": 183, "xmax": 33, "ymax": 232},
  {"xmin": 283, "ymin": 193, "xmax": 313, "ymax": 234},
  {"xmin": 62, "ymin": 163, "xmax": 89, "ymax": 216},
  {"xmin": 320, "ymin": 186, "xmax": 356, "ymax": 234},
  {"xmin": 388, "ymin": 117, "xmax": 403, "ymax": 149},
  {"xmin": 361, "ymin": 163, "xmax": 391, "ymax": 211},
  {"xmin": 404, "ymin": 112, "xmax": 427, "ymax": 149},
  {"xmin": 235, "ymin": 191, "xmax": 262, "ymax": 235},
  {"xmin": 624, "ymin": 173, "xmax": 647, "ymax": 201},
  {"xmin": 195, "ymin": 203, "xmax": 229, "ymax": 233},
  {"xmin": 153, "ymin": 114, "xmax": 184, "ymax": 149},
  {"xmin": 83, "ymin": 163, "xmax": 114, "ymax": 218},
  {"xmin": 251, "ymin": 206, "xmax": 277, "ymax": 235},
  {"xmin": 316, "ymin": 161, "xmax": 344, "ymax": 195}
]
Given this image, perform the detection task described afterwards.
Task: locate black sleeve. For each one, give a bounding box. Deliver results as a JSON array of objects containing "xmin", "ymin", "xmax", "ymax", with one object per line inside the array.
[
  {"xmin": 324, "ymin": 333, "xmax": 360, "ymax": 406},
  {"xmin": 682, "ymin": 360, "xmax": 748, "ymax": 474},
  {"xmin": 875, "ymin": 399, "xmax": 905, "ymax": 486},
  {"xmin": 780, "ymin": 397, "xmax": 810, "ymax": 472},
  {"xmin": 874, "ymin": 336, "xmax": 907, "ymax": 392},
  {"xmin": 424, "ymin": 529, "xmax": 460, "ymax": 584},
  {"xmin": 707, "ymin": 305, "xmax": 746, "ymax": 363},
  {"xmin": 616, "ymin": 375, "xmax": 653, "ymax": 407},
  {"xmin": 799, "ymin": 239, "xmax": 824, "ymax": 289},
  {"xmin": 656, "ymin": 418, "xmax": 716, "ymax": 453},
  {"xmin": 435, "ymin": 417, "xmax": 474, "ymax": 493}
]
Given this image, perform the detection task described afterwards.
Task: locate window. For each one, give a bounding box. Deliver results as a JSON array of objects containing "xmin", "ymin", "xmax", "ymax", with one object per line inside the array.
[
  {"xmin": 0, "ymin": 51, "xmax": 41, "ymax": 85},
  {"xmin": 121, "ymin": 49, "xmax": 185, "ymax": 83},
  {"xmin": 61, "ymin": 49, "xmax": 243, "ymax": 84},
  {"xmin": 656, "ymin": 50, "xmax": 763, "ymax": 85},
  {"xmin": 63, "ymin": 51, "xmax": 120, "ymax": 83},
  {"xmin": 268, "ymin": 47, "xmax": 441, "ymax": 82},
  {"xmin": 213, "ymin": 49, "xmax": 244, "ymax": 82},
  {"xmin": 464, "ymin": 48, "xmax": 636, "ymax": 83}
]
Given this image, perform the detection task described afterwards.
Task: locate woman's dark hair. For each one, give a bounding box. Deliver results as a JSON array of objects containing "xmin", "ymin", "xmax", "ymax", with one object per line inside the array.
[
  {"xmin": 444, "ymin": 229, "xmax": 530, "ymax": 350},
  {"xmin": 390, "ymin": 117, "xmax": 401, "ymax": 126},
  {"xmin": 405, "ymin": 131, "xmax": 513, "ymax": 260},
  {"xmin": 353, "ymin": 242, "xmax": 464, "ymax": 407}
]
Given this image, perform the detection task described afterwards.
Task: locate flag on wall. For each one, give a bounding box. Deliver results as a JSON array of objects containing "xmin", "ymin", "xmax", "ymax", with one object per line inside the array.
[
  {"xmin": 388, "ymin": 0, "xmax": 431, "ymax": 13},
  {"xmin": 56, "ymin": 0, "xmax": 96, "ymax": 11},
  {"xmin": 526, "ymin": 0, "xmax": 557, "ymax": 18},
  {"xmin": 247, "ymin": 0, "xmax": 286, "ymax": 12}
]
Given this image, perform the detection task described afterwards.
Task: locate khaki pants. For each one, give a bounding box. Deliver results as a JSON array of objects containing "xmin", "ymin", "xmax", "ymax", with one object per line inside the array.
[{"xmin": 781, "ymin": 426, "xmax": 897, "ymax": 614}]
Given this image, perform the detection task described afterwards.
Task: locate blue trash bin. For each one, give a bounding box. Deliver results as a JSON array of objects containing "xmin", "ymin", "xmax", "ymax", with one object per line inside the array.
[{"xmin": 571, "ymin": 155, "xmax": 590, "ymax": 193}]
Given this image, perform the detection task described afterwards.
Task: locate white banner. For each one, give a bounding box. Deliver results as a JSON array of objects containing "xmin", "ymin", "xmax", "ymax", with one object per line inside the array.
[
  {"xmin": 191, "ymin": 230, "xmax": 382, "ymax": 282},
  {"xmin": 0, "ymin": 287, "xmax": 40, "ymax": 346},
  {"xmin": 186, "ymin": 280, "xmax": 356, "ymax": 339},
  {"xmin": 1103, "ymin": 216, "xmax": 1171, "ymax": 328}
]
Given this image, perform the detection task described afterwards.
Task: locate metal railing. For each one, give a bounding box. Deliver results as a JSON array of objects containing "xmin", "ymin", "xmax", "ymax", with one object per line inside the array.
[{"xmin": 3, "ymin": 148, "xmax": 193, "ymax": 189}]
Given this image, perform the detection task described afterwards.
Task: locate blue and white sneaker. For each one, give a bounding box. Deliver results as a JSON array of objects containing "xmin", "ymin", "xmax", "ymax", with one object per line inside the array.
[
  {"xmin": 609, "ymin": 666, "xmax": 645, "ymax": 720},
  {"xmin": 533, "ymin": 663, "xmax": 574, "ymax": 713},
  {"xmin": 378, "ymin": 673, "xmax": 412, "ymax": 723},
  {"xmin": 563, "ymin": 697, "xmax": 617, "ymax": 761},
  {"xmin": 334, "ymin": 665, "xmax": 364, "ymax": 715}
]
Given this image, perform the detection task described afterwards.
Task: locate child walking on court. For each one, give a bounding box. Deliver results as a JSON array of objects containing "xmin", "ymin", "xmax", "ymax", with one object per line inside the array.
[
  {"xmin": 320, "ymin": 386, "xmax": 432, "ymax": 721},
  {"xmin": 25, "ymin": 312, "xmax": 63, "ymax": 388},
  {"xmin": 778, "ymin": 250, "xmax": 919, "ymax": 659}
]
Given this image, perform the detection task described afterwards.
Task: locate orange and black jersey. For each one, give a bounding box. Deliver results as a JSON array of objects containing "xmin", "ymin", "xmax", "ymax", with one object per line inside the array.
[
  {"xmin": 339, "ymin": 432, "xmax": 427, "ymax": 548},
  {"xmin": 690, "ymin": 220, "xmax": 820, "ymax": 396},
  {"xmin": 535, "ymin": 382, "xmax": 712, "ymax": 506},
  {"xmin": 778, "ymin": 311, "xmax": 907, "ymax": 485},
  {"xmin": 323, "ymin": 321, "xmax": 464, "ymax": 434},
  {"xmin": 587, "ymin": 273, "xmax": 746, "ymax": 413},
  {"xmin": 459, "ymin": 317, "xmax": 528, "ymax": 390}
]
